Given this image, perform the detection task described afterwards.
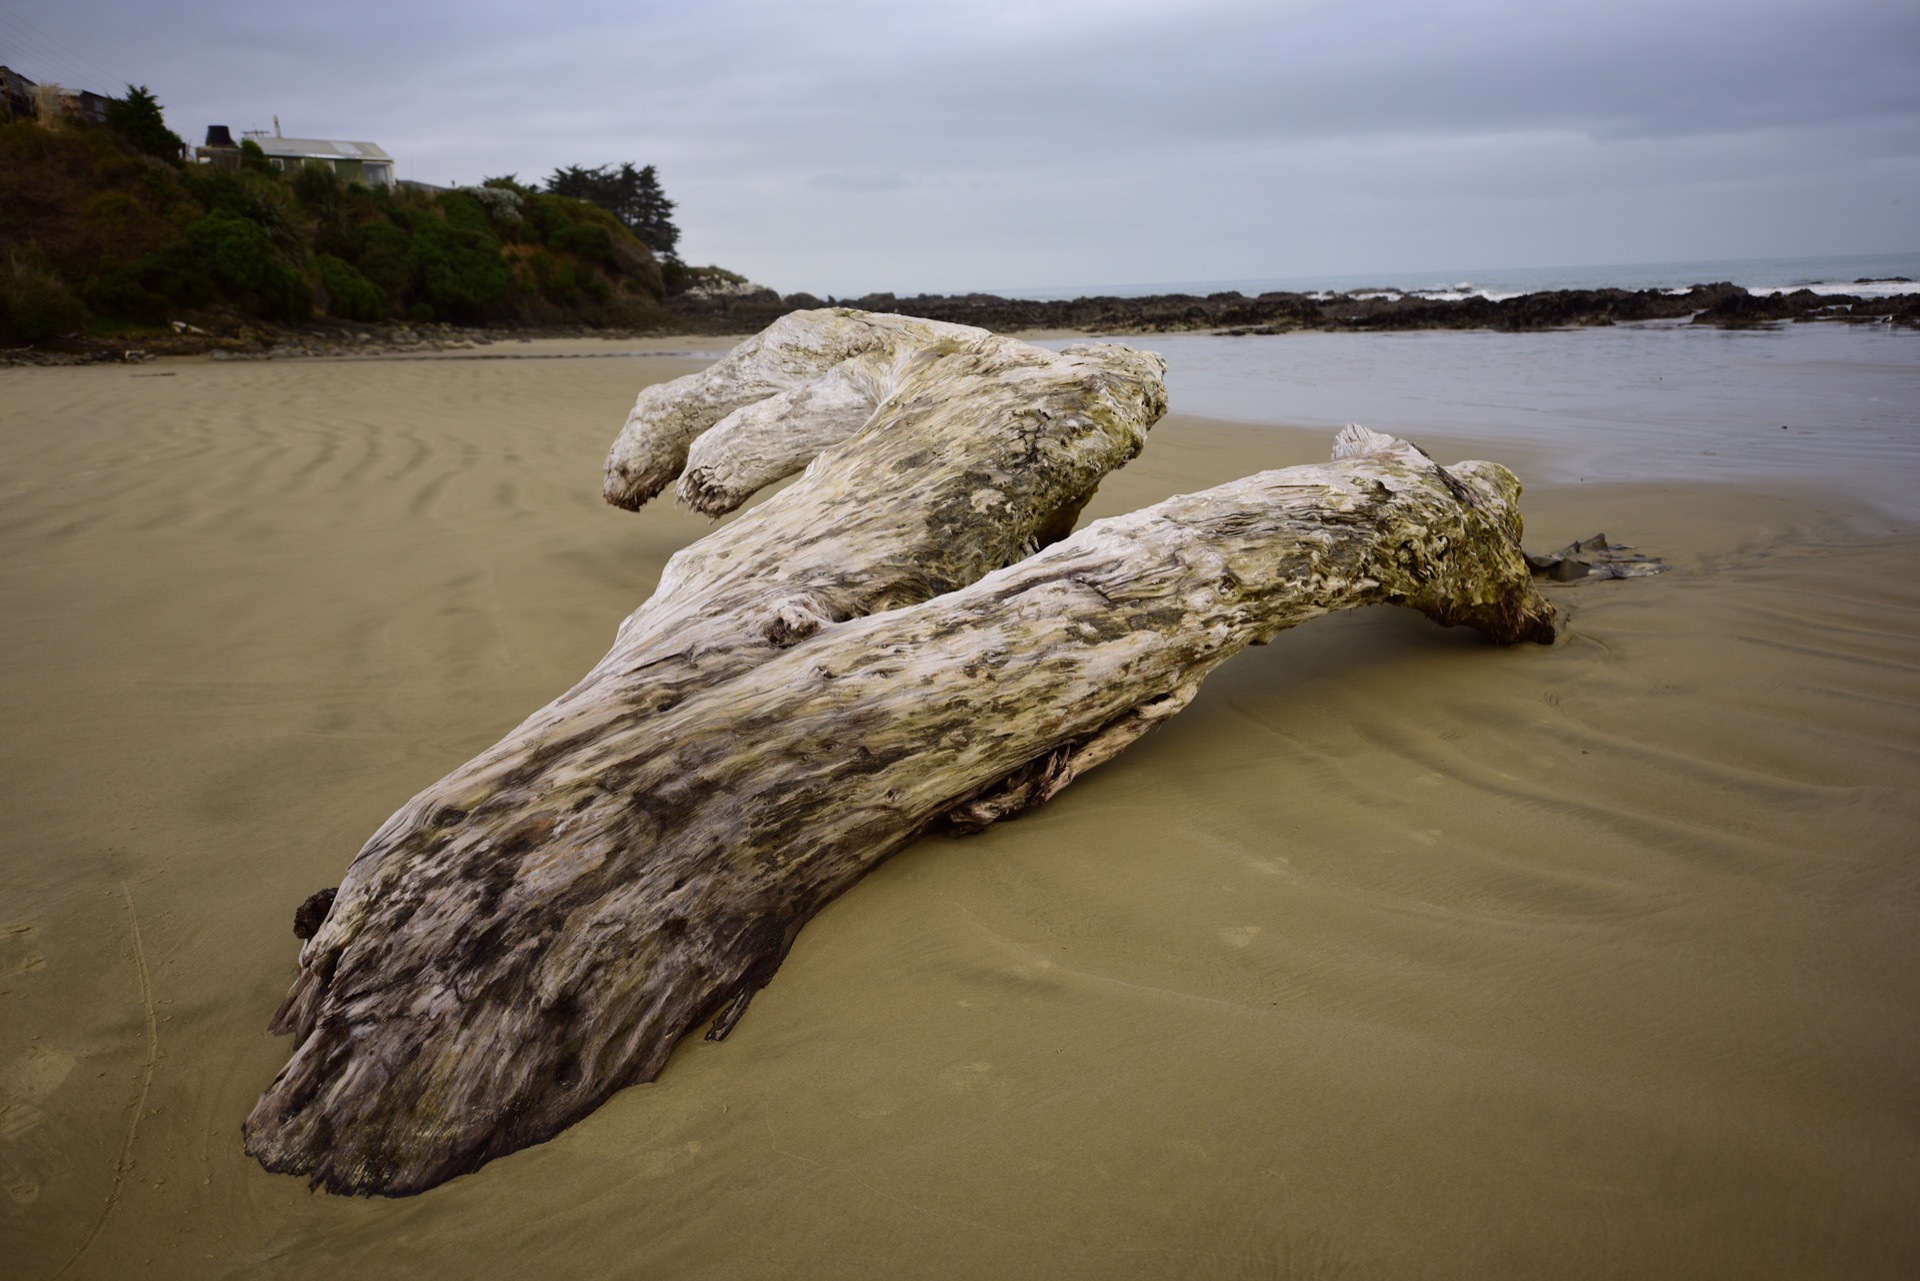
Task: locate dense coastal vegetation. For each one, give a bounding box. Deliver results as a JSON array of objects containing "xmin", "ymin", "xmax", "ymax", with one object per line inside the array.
[{"xmin": 0, "ymin": 87, "xmax": 750, "ymax": 348}]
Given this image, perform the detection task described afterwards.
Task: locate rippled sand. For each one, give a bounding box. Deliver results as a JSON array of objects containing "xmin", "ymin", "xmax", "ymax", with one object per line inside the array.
[{"xmin": 2, "ymin": 342, "xmax": 1916, "ymax": 1279}]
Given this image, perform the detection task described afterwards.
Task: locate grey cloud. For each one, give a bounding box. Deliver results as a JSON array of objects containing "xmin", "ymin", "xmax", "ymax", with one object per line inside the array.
[
  {"xmin": 13, "ymin": 0, "xmax": 1917, "ymax": 293},
  {"xmin": 809, "ymin": 171, "xmax": 912, "ymax": 193}
]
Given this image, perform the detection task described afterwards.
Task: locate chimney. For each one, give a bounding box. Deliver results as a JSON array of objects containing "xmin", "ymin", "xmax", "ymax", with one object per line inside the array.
[{"xmin": 197, "ymin": 125, "xmax": 243, "ymax": 170}]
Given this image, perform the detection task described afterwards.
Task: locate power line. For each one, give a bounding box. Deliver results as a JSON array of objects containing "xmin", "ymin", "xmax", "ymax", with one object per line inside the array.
[
  {"xmin": 0, "ymin": 2, "xmax": 129, "ymax": 94},
  {"xmin": 0, "ymin": 2, "xmax": 125, "ymax": 84},
  {"xmin": 0, "ymin": 31, "xmax": 110, "ymax": 93}
]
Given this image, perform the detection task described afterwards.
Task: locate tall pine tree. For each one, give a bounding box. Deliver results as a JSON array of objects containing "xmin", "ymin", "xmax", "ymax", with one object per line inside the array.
[{"xmin": 104, "ymin": 85, "xmax": 184, "ymax": 160}]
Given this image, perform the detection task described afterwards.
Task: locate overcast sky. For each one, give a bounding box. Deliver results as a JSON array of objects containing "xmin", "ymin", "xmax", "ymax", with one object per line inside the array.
[{"xmin": 5, "ymin": 0, "xmax": 1915, "ymax": 295}]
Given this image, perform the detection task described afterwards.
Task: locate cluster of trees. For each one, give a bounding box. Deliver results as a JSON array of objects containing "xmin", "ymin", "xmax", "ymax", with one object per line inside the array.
[
  {"xmin": 542, "ymin": 163, "xmax": 680, "ymax": 261},
  {"xmin": 1, "ymin": 85, "xmax": 697, "ymax": 343}
]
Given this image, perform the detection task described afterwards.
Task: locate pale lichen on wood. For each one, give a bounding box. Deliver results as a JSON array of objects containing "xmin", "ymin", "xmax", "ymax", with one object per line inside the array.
[{"xmin": 244, "ymin": 309, "xmax": 1554, "ymax": 1196}]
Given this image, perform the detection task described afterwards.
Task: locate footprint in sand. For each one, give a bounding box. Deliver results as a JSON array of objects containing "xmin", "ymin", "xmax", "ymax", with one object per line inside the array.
[
  {"xmin": 10, "ymin": 1045, "xmax": 77, "ymax": 1100},
  {"xmin": 0, "ymin": 923, "xmax": 44, "ymax": 981},
  {"xmin": 1, "ymin": 1044, "xmax": 78, "ymax": 1145},
  {"xmin": 0, "ymin": 926, "xmax": 57, "ymax": 1148},
  {"xmin": 939, "ymin": 1061, "xmax": 997, "ymax": 1095},
  {"xmin": 629, "ymin": 1139, "xmax": 702, "ymax": 1179}
]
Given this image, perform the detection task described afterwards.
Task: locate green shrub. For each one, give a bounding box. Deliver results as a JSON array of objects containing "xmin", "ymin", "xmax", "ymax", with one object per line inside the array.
[
  {"xmin": 408, "ymin": 208, "xmax": 509, "ymax": 322},
  {"xmin": 516, "ymin": 192, "xmax": 660, "ymax": 296},
  {"xmin": 80, "ymin": 190, "xmax": 141, "ymax": 250},
  {"xmin": 185, "ymin": 212, "xmax": 310, "ymax": 319},
  {"xmin": 184, "ymin": 167, "xmax": 303, "ymax": 253},
  {"xmin": 355, "ymin": 223, "xmax": 413, "ymax": 304},
  {"xmin": 314, "ymin": 254, "xmax": 386, "ymax": 321},
  {"xmin": 481, "ymin": 174, "xmax": 536, "ymax": 196},
  {"xmin": 0, "ymin": 248, "xmax": 88, "ymax": 342},
  {"xmin": 525, "ymin": 249, "xmax": 567, "ymax": 302},
  {"xmin": 289, "ymin": 160, "xmax": 342, "ymax": 206},
  {"xmin": 312, "ymin": 214, "xmax": 362, "ymax": 262},
  {"xmin": 550, "ymin": 222, "xmax": 614, "ymax": 266},
  {"xmin": 124, "ymin": 240, "xmax": 215, "ymax": 310},
  {"xmin": 82, "ymin": 261, "xmax": 170, "ymax": 322},
  {"xmin": 460, "ymin": 184, "xmax": 525, "ymax": 232},
  {"xmin": 522, "ymin": 249, "xmax": 613, "ymax": 308},
  {"xmin": 292, "ymin": 166, "xmax": 366, "ymax": 262},
  {"xmin": 436, "ymin": 191, "xmax": 494, "ymax": 235}
]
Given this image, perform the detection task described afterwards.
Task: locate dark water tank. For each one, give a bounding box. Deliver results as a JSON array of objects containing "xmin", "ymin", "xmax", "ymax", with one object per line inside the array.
[{"xmin": 204, "ymin": 124, "xmax": 236, "ymax": 148}]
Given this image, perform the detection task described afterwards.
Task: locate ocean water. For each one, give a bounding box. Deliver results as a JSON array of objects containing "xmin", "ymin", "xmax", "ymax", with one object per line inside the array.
[
  {"xmin": 996, "ymin": 251, "xmax": 1920, "ymax": 303},
  {"xmin": 1043, "ymin": 320, "xmax": 1920, "ymax": 523}
]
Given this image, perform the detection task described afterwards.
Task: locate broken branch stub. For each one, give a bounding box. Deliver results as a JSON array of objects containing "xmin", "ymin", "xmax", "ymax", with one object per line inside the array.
[
  {"xmin": 245, "ymin": 310, "xmax": 1553, "ymax": 1197},
  {"xmin": 1526, "ymin": 533, "xmax": 1670, "ymax": 581}
]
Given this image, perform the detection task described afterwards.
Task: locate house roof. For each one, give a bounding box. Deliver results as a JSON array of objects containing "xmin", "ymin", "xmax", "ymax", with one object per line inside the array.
[{"xmin": 244, "ymin": 135, "xmax": 393, "ymax": 163}]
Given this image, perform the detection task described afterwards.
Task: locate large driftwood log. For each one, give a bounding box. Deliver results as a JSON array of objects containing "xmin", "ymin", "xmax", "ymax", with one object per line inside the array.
[{"xmin": 245, "ymin": 310, "xmax": 1554, "ymax": 1196}]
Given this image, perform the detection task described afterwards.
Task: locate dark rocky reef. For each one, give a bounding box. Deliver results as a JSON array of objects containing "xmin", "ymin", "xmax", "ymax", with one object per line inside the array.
[
  {"xmin": 17, "ymin": 281, "xmax": 1910, "ymax": 367},
  {"xmin": 1684, "ymin": 286, "xmax": 1920, "ymax": 329},
  {"xmin": 662, "ymin": 281, "xmax": 1920, "ymax": 337}
]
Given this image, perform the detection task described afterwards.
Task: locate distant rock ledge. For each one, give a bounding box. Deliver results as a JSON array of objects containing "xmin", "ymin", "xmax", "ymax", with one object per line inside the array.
[
  {"xmin": 9, "ymin": 282, "xmax": 1913, "ymax": 366},
  {"xmin": 665, "ymin": 281, "xmax": 1919, "ymax": 336}
]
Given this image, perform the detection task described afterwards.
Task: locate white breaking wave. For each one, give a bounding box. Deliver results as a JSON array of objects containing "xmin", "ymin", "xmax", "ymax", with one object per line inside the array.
[{"xmin": 986, "ymin": 253, "xmax": 1920, "ymax": 304}]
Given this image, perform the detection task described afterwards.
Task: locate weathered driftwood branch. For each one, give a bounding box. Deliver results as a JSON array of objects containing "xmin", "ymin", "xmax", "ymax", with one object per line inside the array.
[
  {"xmin": 602, "ymin": 309, "xmax": 1063, "ymax": 516},
  {"xmin": 245, "ymin": 309, "xmax": 1553, "ymax": 1197},
  {"xmin": 1526, "ymin": 533, "xmax": 1669, "ymax": 581}
]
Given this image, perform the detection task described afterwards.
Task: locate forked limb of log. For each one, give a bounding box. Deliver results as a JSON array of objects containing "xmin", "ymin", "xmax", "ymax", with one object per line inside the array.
[
  {"xmin": 245, "ymin": 310, "xmax": 1553, "ymax": 1197},
  {"xmin": 602, "ymin": 309, "xmax": 1063, "ymax": 515}
]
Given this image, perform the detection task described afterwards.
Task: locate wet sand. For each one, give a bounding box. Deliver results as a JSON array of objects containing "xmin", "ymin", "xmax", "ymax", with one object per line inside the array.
[{"xmin": 2, "ymin": 341, "xmax": 1917, "ymax": 1278}]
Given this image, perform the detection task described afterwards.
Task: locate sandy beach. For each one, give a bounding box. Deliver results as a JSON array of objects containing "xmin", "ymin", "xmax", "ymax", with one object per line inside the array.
[{"xmin": 3, "ymin": 336, "xmax": 1917, "ymax": 1278}]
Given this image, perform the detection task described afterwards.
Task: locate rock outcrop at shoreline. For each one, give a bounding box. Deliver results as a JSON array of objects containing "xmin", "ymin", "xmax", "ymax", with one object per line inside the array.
[
  {"xmin": 668, "ymin": 281, "xmax": 1920, "ymax": 336},
  {"xmin": 0, "ymin": 318, "xmax": 530, "ymax": 366},
  {"xmin": 8, "ymin": 282, "xmax": 1914, "ymax": 366}
]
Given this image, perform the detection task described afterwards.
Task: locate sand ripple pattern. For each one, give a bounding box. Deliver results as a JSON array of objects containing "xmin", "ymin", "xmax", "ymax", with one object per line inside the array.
[{"xmin": 1, "ymin": 350, "xmax": 1916, "ymax": 1278}]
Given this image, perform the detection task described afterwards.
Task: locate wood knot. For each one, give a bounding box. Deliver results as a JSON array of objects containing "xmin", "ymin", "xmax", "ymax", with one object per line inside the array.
[
  {"xmin": 293, "ymin": 887, "xmax": 338, "ymax": 940},
  {"xmin": 763, "ymin": 598, "xmax": 831, "ymax": 647}
]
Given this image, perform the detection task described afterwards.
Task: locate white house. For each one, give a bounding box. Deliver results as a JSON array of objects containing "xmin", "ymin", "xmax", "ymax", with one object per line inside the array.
[{"xmin": 241, "ymin": 132, "xmax": 396, "ymax": 187}]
